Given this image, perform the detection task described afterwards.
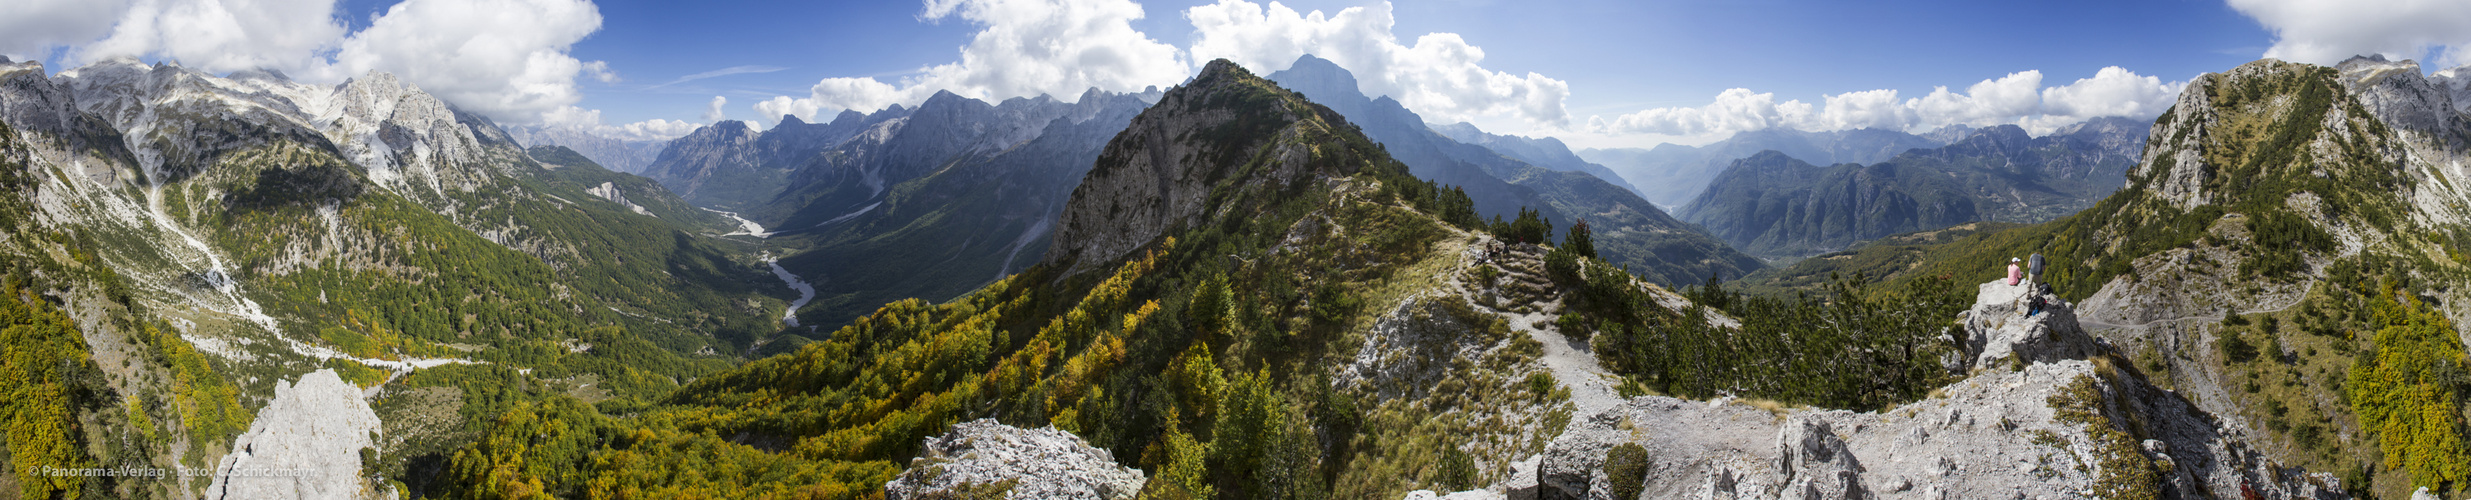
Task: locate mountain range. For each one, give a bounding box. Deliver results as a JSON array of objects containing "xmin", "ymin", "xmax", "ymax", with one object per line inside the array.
[
  {"xmin": 1265, "ymin": 54, "xmax": 1763, "ymax": 286},
  {"xmin": 1579, "ymin": 126, "xmax": 1953, "ymax": 208},
  {"xmin": 503, "ymin": 125, "xmax": 669, "ymax": 174},
  {"xmin": 1677, "ymin": 116, "xmax": 2150, "ymax": 258}
]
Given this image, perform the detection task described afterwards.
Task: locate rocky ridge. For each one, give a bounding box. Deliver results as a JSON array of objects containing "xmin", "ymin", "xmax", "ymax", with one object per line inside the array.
[{"xmin": 206, "ymin": 369, "xmax": 383, "ymax": 500}]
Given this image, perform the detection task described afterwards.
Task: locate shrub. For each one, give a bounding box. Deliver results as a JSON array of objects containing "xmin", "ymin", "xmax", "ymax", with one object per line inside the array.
[
  {"xmin": 1603, "ymin": 443, "xmax": 1651, "ymax": 500},
  {"xmin": 2219, "ymin": 330, "xmax": 2259, "ymax": 364},
  {"xmin": 1436, "ymin": 447, "xmax": 1478, "ymax": 491}
]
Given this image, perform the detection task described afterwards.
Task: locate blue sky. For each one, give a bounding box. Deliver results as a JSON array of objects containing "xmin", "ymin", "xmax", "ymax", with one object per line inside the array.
[
  {"xmin": 553, "ymin": 0, "xmax": 2286, "ymax": 147},
  {"xmin": 563, "ymin": 0, "xmax": 2270, "ymax": 119},
  {"xmin": 8, "ymin": 0, "xmax": 2470, "ymax": 149}
]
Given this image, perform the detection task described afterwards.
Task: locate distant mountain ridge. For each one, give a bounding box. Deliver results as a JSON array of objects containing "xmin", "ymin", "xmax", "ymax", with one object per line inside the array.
[
  {"xmin": 1677, "ymin": 117, "xmax": 2150, "ymax": 258},
  {"xmin": 1427, "ymin": 120, "xmax": 1644, "ymax": 195},
  {"xmin": 504, "ymin": 125, "xmax": 669, "ymax": 174},
  {"xmin": 1580, "ymin": 126, "xmax": 1951, "ymax": 208},
  {"xmin": 1267, "ymin": 54, "xmax": 1763, "ymax": 285}
]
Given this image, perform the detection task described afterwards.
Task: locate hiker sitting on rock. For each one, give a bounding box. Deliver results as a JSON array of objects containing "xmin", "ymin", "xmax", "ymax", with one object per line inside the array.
[{"xmin": 2006, "ymin": 257, "xmax": 2023, "ymax": 286}]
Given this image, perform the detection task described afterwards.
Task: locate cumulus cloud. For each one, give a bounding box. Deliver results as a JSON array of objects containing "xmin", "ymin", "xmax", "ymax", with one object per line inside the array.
[
  {"xmin": 2230, "ymin": 0, "xmax": 2471, "ymax": 68},
  {"xmin": 1588, "ymin": 89, "xmax": 1808, "ymax": 136},
  {"xmin": 0, "ymin": 0, "xmax": 131, "ymax": 61},
  {"xmin": 1591, "ymin": 68, "xmax": 2183, "ymax": 138},
  {"xmin": 760, "ymin": 0, "xmax": 1187, "ymax": 124},
  {"xmin": 75, "ymin": 0, "xmax": 347, "ymax": 74},
  {"xmin": 703, "ymin": 96, "xmax": 727, "ymax": 123},
  {"xmin": 540, "ymin": 105, "xmax": 701, "ymax": 141},
  {"xmin": 14, "ymin": 0, "xmax": 611, "ymax": 126},
  {"xmin": 309, "ymin": 0, "xmax": 607, "ymax": 124},
  {"xmin": 1185, "ymin": 0, "xmax": 1570, "ymax": 127},
  {"xmin": 752, "ymin": 95, "xmax": 822, "ymax": 128}
]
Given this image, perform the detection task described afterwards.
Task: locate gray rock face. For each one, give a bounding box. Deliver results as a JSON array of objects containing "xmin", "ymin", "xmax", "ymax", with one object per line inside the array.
[
  {"xmin": 1533, "ymin": 280, "xmax": 2347, "ymax": 500},
  {"xmin": 1775, "ymin": 417, "xmax": 1861, "ymax": 499},
  {"xmin": 1337, "ymin": 294, "xmax": 1504, "ymax": 402},
  {"xmin": 206, "ymin": 369, "xmax": 382, "ymax": 500},
  {"xmin": 2132, "ymin": 62, "xmax": 2225, "ymax": 211},
  {"xmin": 883, "ymin": 419, "xmax": 1146, "ymax": 500}
]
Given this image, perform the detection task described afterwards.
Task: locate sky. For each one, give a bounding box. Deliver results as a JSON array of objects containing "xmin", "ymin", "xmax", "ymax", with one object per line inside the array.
[{"xmin": 6, "ymin": 0, "xmax": 2471, "ymax": 149}]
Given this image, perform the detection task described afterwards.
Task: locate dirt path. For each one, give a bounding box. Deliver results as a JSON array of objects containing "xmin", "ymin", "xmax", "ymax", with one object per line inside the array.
[{"xmin": 1455, "ymin": 238, "xmax": 1625, "ymax": 418}]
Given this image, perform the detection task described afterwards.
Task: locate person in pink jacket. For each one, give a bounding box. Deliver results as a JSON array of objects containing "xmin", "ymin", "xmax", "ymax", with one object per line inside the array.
[{"xmin": 2005, "ymin": 257, "xmax": 2023, "ymax": 286}]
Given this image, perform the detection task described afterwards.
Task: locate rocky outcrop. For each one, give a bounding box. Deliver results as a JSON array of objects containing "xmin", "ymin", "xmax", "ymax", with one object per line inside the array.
[
  {"xmin": 1337, "ymin": 294, "xmax": 1506, "ymax": 402},
  {"xmin": 585, "ymin": 181, "xmax": 653, "ymax": 217},
  {"xmin": 883, "ymin": 419, "xmax": 1146, "ymax": 500},
  {"xmin": 1957, "ymin": 280, "xmax": 2096, "ymax": 370},
  {"xmin": 1532, "ymin": 280, "xmax": 2345, "ymax": 500},
  {"xmin": 206, "ymin": 369, "xmax": 383, "ymax": 500}
]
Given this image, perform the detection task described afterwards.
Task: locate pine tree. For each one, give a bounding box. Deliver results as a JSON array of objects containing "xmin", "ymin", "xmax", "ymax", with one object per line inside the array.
[{"xmin": 1564, "ymin": 218, "xmax": 1595, "ymax": 259}]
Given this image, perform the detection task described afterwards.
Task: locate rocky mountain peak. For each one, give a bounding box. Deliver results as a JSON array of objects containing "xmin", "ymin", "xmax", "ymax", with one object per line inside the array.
[
  {"xmin": 829, "ymin": 109, "xmax": 866, "ymax": 126},
  {"xmin": 1277, "ymin": 53, "xmax": 1365, "ymax": 102},
  {"xmin": 1042, "ymin": 58, "xmax": 1335, "ymax": 274}
]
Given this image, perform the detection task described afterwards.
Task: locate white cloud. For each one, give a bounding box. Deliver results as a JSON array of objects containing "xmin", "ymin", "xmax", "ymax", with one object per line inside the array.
[
  {"xmin": 752, "ymin": 95, "xmax": 822, "ymax": 128},
  {"xmin": 540, "ymin": 105, "xmax": 701, "ymax": 141},
  {"xmin": 18, "ymin": 0, "xmax": 610, "ymax": 126},
  {"xmin": 0, "ymin": 0, "xmax": 130, "ymax": 61},
  {"xmin": 703, "ymin": 96, "xmax": 727, "ymax": 123},
  {"xmin": 762, "ymin": 0, "xmax": 1187, "ymax": 123},
  {"xmin": 2230, "ymin": 0, "xmax": 2471, "ymax": 68},
  {"xmin": 1905, "ymin": 71, "xmax": 2044, "ymax": 132},
  {"xmin": 310, "ymin": 0, "xmax": 607, "ymax": 124},
  {"xmin": 75, "ymin": 0, "xmax": 347, "ymax": 74},
  {"xmin": 1590, "ymin": 67, "xmax": 2183, "ymax": 138},
  {"xmin": 1184, "ymin": 0, "xmax": 1570, "ymax": 127},
  {"xmin": 2037, "ymin": 67, "xmax": 2184, "ymax": 120},
  {"xmin": 1587, "ymin": 89, "xmax": 1805, "ymax": 136}
]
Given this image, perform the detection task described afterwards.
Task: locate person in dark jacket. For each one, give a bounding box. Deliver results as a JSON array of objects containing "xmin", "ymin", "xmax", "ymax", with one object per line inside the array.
[{"xmin": 2028, "ymin": 253, "xmax": 2046, "ymax": 284}]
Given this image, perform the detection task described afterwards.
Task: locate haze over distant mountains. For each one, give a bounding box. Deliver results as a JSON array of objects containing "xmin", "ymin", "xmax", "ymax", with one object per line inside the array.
[
  {"xmin": 1579, "ymin": 127, "xmax": 1954, "ymax": 208},
  {"xmin": 1266, "ymin": 54, "xmax": 1763, "ymax": 285},
  {"xmin": 1678, "ymin": 117, "xmax": 2151, "ymax": 258}
]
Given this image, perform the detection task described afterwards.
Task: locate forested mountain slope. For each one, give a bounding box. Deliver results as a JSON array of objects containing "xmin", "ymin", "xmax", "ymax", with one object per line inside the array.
[{"xmin": 0, "ymin": 57, "xmax": 791, "ymax": 499}]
